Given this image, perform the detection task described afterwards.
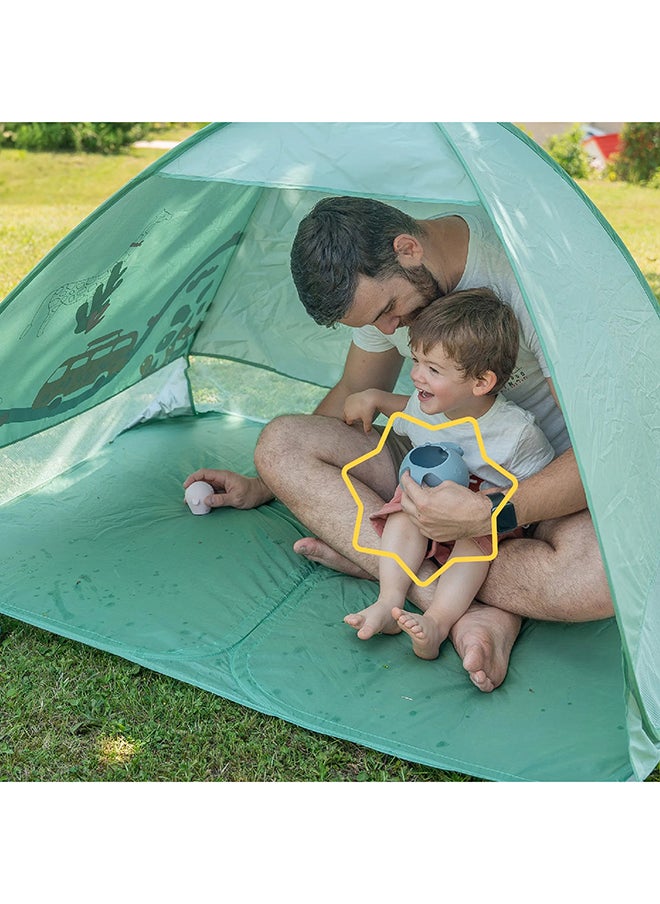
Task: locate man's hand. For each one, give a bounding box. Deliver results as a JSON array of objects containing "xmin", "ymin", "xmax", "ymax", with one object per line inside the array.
[
  {"xmin": 399, "ymin": 471, "xmax": 493, "ymax": 542},
  {"xmin": 183, "ymin": 469, "xmax": 273, "ymax": 510}
]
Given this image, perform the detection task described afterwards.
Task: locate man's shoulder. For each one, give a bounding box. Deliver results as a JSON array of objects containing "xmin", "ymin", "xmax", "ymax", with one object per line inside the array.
[
  {"xmin": 352, "ymin": 325, "xmax": 410, "ymax": 357},
  {"xmin": 483, "ymin": 395, "xmax": 539, "ymax": 437},
  {"xmin": 491, "ymin": 394, "xmax": 536, "ymax": 423},
  {"xmin": 449, "ymin": 209, "xmax": 492, "ymax": 240},
  {"xmin": 351, "ymin": 324, "xmax": 394, "ymax": 350}
]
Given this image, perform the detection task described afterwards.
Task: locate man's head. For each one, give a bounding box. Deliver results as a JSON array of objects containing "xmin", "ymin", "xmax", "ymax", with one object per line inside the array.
[
  {"xmin": 290, "ymin": 196, "xmax": 441, "ymax": 330},
  {"xmin": 408, "ymin": 288, "xmax": 519, "ymax": 394}
]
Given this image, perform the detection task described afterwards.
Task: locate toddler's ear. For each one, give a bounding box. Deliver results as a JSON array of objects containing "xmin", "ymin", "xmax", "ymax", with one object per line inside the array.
[{"xmin": 474, "ymin": 370, "xmax": 498, "ymax": 396}]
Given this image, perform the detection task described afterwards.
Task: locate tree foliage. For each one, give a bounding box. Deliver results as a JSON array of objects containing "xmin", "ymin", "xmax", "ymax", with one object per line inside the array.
[
  {"xmin": 612, "ymin": 123, "xmax": 660, "ymax": 184},
  {"xmin": 545, "ymin": 124, "xmax": 591, "ymax": 180},
  {"xmin": 0, "ymin": 122, "xmax": 152, "ymax": 154}
]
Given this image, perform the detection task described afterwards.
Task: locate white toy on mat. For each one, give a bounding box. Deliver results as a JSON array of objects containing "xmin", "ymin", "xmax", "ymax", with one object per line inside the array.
[{"xmin": 184, "ymin": 480, "xmax": 214, "ymax": 515}]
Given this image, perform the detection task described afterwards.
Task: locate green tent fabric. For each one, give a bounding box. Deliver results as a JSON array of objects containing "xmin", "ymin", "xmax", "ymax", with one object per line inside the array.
[{"xmin": 1, "ymin": 122, "xmax": 658, "ymax": 781}]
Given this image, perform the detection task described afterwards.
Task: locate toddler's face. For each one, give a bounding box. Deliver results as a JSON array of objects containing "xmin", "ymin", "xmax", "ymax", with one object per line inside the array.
[{"xmin": 409, "ymin": 342, "xmax": 474, "ymax": 416}]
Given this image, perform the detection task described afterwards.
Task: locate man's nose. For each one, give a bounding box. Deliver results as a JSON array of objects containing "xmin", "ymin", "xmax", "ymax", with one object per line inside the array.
[{"xmin": 378, "ymin": 316, "xmax": 400, "ymax": 335}]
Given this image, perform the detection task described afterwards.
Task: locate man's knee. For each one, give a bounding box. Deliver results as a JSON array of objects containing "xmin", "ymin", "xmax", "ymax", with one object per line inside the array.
[
  {"xmin": 539, "ymin": 511, "xmax": 614, "ymax": 618},
  {"xmin": 486, "ymin": 511, "xmax": 614, "ymax": 621},
  {"xmin": 255, "ymin": 415, "xmax": 306, "ymax": 479}
]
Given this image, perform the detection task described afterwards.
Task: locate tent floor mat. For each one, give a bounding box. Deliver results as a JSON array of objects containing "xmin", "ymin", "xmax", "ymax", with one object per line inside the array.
[{"xmin": 1, "ymin": 413, "xmax": 631, "ymax": 781}]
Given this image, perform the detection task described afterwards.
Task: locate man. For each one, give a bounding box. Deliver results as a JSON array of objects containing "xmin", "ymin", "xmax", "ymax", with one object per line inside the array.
[{"xmin": 185, "ymin": 197, "xmax": 613, "ymax": 692}]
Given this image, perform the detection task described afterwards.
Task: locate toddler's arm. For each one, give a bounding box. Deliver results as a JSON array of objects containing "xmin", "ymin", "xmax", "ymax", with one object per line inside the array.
[{"xmin": 343, "ymin": 389, "xmax": 409, "ymax": 433}]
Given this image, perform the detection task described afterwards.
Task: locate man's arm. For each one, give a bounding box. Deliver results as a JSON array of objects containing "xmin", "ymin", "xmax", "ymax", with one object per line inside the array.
[
  {"xmin": 314, "ymin": 342, "xmax": 404, "ymax": 418},
  {"xmin": 400, "ymin": 448, "xmax": 586, "ymax": 542},
  {"xmin": 504, "ymin": 376, "xmax": 587, "ymax": 521},
  {"xmin": 399, "ymin": 377, "xmax": 587, "ymax": 542}
]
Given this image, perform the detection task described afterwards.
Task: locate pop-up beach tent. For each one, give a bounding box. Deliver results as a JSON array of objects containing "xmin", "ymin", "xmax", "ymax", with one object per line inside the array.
[{"xmin": 1, "ymin": 122, "xmax": 658, "ymax": 781}]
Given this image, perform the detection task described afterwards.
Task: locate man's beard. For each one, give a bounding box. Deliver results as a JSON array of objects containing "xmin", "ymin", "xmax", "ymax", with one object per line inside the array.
[{"xmin": 399, "ymin": 263, "xmax": 443, "ymax": 325}]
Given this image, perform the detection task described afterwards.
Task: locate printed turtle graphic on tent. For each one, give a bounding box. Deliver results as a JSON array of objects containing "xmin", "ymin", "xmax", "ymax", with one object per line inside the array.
[{"xmin": 0, "ymin": 123, "xmax": 658, "ymax": 782}]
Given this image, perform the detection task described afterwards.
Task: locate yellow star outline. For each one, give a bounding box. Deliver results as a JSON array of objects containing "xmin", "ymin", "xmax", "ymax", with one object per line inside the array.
[{"xmin": 340, "ymin": 411, "xmax": 519, "ymax": 587}]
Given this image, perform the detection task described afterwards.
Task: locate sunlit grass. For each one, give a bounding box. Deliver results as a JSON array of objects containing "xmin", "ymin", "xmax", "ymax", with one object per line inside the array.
[
  {"xmin": 0, "ymin": 147, "xmax": 170, "ymax": 301},
  {"xmin": 97, "ymin": 735, "xmax": 141, "ymax": 767},
  {"xmin": 578, "ymin": 177, "xmax": 660, "ymax": 301}
]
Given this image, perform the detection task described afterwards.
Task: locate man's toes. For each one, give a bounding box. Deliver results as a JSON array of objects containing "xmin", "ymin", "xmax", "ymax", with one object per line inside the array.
[{"xmin": 470, "ymin": 671, "xmax": 495, "ymax": 693}]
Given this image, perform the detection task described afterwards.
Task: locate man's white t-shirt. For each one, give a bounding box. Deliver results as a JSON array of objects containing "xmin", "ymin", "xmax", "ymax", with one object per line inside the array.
[
  {"xmin": 352, "ymin": 212, "xmax": 570, "ymax": 456},
  {"xmin": 395, "ymin": 392, "xmax": 556, "ymax": 490}
]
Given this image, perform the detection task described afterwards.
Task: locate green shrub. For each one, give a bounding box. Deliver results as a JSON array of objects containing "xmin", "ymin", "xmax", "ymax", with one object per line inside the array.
[
  {"xmin": 545, "ymin": 124, "xmax": 592, "ymax": 179},
  {"xmin": 647, "ymin": 168, "xmax": 660, "ymax": 190},
  {"xmin": 613, "ymin": 123, "xmax": 660, "ymax": 184},
  {"xmin": 0, "ymin": 122, "xmax": 153, "ymax": 154}
]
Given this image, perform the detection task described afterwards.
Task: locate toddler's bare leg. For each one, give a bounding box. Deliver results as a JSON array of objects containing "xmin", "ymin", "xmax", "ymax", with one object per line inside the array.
[
  {"xmin": 345, "ymin": 511, "xmax": 427, "ymax": 640},
  {"xmin": 394, "ymin": 539, "xmax": 490, "ymax": 660}
]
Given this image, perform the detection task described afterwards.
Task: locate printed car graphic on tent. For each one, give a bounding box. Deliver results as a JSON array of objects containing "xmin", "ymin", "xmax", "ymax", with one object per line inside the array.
[{"xmin": 32, "ymin": 329, "xmax": 138, "ymax": 409}]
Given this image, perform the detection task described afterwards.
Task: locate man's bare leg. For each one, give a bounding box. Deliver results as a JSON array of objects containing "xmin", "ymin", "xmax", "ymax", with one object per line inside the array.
[
  {"xmin": 255, "ymin": 415, "xmax": 405, "ymax": 580},
  {"xmin": 449, "ymin": 603, "xmax": 521, "ymax": 691},
  {"xmin": 450, "ymin": 510, "xmax": 613, "ymax": 691},
  {"xmin": 478, "ymin": 510, "xmax": 614, "ymax": 621},
  {"xmin": 293, "ymin": 537, "xmax": 372, "ymax": 579},
  {"xmin": 296, "ymin": 514, "xmax": 613, "ymax": 621}
]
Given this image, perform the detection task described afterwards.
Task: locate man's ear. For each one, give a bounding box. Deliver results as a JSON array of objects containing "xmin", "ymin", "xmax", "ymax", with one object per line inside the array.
[
  {"xmin": 473, "ymin": 370, "xmax": 498, "ymax": 396},
  {"xmin": 393, "ymin": 233, "xmax": 424, "ymax": 265}
]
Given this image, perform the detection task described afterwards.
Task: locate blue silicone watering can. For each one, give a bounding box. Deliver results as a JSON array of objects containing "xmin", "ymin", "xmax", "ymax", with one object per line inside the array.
[{"xmin": 399, "ymin": 442, "xmax": 470, "ymax": 488}]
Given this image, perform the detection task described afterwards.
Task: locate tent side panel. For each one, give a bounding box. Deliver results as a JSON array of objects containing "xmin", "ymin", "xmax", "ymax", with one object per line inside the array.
[
  {"xmin": 0, "ymin": 173, "xmax": 261, "ymax": 451},
  {"xmin": 439, "ymin": 122, "xmax": 660, "ymax": 750}
]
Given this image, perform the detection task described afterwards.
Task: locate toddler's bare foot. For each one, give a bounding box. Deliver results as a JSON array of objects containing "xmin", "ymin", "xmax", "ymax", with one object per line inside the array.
[
  {"xmin": 344, "ymin": 601, "xmax": 402, "ymax": 640},
  {"xmin": 392, "ymin": 607, "xmax": 448, "ymax": 660}
]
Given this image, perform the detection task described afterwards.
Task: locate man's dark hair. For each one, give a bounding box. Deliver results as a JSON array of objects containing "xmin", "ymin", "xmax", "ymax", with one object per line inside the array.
[{"xmin": 290, "ymin": 196, "xmax": 422, "ymax": 326}]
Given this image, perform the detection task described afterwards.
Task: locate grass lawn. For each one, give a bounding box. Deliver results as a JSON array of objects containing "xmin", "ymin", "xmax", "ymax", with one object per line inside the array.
[
  {"xmin": 1, "ymin": 138, "xmax": 658, "ymax": 782},
  {"xmin": 578, "ymin": 177, "xmax": 660, "ymax": 301}
]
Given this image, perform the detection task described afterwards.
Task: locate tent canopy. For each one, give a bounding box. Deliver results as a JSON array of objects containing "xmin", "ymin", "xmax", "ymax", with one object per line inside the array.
[{"xmin": 1, "ymin": 122, "xmax": 658, "ymax": 781}]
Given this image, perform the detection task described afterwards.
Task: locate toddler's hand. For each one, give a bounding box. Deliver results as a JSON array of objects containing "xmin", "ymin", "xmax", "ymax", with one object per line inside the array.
[{"xmin": 343, "ymin": 390, "xmax": 377, "ymax": 433}]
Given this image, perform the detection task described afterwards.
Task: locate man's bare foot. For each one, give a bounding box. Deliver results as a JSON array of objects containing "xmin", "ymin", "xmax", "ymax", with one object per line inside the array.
[
  {"xmin": 392, "ymin": 607, "xmax": 448, "ymax": 660},
  {"xmin": 344, "ymin": 601, "xmax": 402, "ymax": 640},
  {"xmin": 449, "ymin": 602, "xmax": 521, "ymax": 692},
  {"xmin": 293, "ymin": 537, "xmax": 372, "ymax": 580}
]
